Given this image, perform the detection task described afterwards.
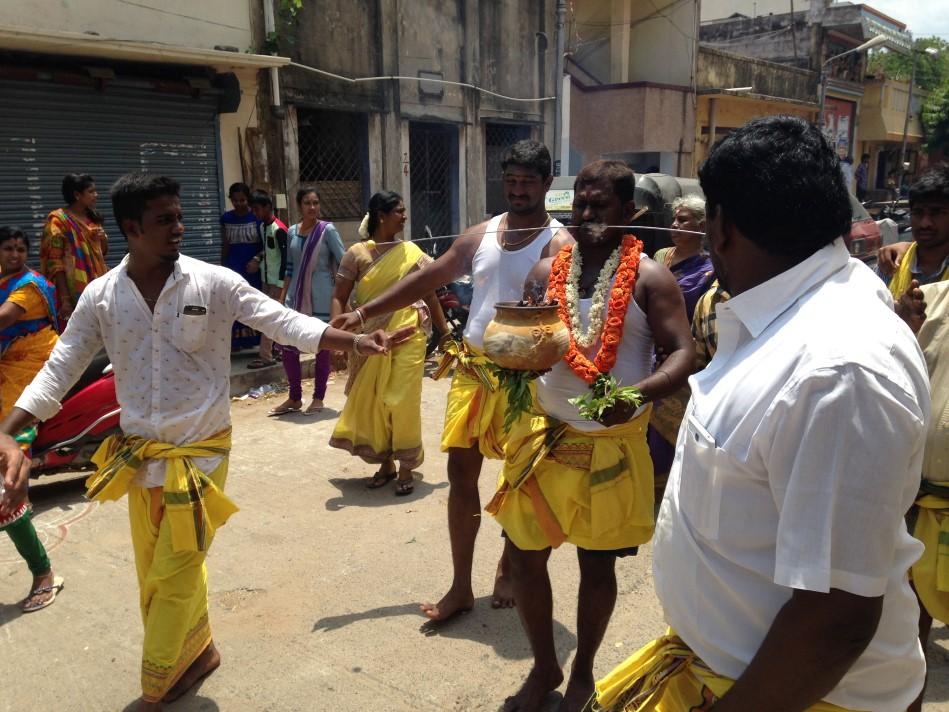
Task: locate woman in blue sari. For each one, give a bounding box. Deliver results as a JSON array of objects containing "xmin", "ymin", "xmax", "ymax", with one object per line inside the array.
[{"xmin": 0, "ymin": 227, "xmax": 63, "ymax": 612}]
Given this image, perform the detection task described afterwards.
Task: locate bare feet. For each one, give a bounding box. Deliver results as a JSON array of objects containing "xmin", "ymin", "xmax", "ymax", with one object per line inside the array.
[
  {"xmin": 560, "ymin": 672, "xmax": 595, "ymax": 712},
  {"xmin": 420, "ymin": 586, "xmax": 475, "ymax": 622},
  {"xmin": 163, "ymin": 641, "xmax": 221, "ymax": 703},
  {"xmin": 492, "ymin": 557, "xmax": 516, "ymax": 609},
  {"xmin": 502, "ymin": 666, "xmax": 564, "ymax": 712}
]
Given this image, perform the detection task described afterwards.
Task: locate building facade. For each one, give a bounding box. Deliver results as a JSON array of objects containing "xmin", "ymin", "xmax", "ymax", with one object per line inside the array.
[
  {"xmin": 0, "ymin": 0, "xmax": 282, "ymax": 265},
  {"xmin": 264, "ymin": 0, "xmax": 556, "ymax": 246}
]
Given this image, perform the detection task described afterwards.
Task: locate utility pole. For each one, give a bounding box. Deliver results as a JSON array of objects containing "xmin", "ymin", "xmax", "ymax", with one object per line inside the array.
[
  {"xmin": 897, "ymin": 48, "xmax": 919, "ymax": 195},
  {"xmin": 553, "ymin": 0, "xmax": 567, "ymax": 177},
  {"xmin": 809, "ymin": 0, "xmax": 829, "ymax": 127}
]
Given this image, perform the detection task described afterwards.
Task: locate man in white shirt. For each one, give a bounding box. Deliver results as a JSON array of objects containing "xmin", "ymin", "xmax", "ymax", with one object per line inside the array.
[
  {"xmin": 0, "ymin": 173, "xmax": 407, "ymax": 712},
  {"xmin": 591, "ymin": 116, "xmax": 930, "ymax": 712}
]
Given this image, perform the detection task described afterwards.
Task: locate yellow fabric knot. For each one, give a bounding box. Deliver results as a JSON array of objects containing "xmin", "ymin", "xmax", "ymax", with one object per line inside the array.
[{"xmin": 86, "ymin": 429, "xmax": 239, "ymax": 552}]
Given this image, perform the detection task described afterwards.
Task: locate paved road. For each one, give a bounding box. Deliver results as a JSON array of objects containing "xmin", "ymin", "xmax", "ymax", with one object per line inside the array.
[{"xmin": 4, "ymin": 375, "xmax": 949, "ymax": 711}]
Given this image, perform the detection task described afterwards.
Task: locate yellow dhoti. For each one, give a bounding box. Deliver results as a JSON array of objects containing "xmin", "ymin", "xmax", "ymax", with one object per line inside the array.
[
  {"xmin": 590, "ymin": 632, "xmax": 853, "ymax": 712},
  {"xmin": 437, "ymin": 339, "xmax": 508, "ymax": 460},
  {"xmin": 486, "ymin": 408, "xmax": 654, "ymax": 551},
  {"xmin": 87, "ymin": 430, "xmax": 238, "ymax": 702},
  {"xmin": 911, "ymin": 481, "xmax": 949, "ymax": 623}
]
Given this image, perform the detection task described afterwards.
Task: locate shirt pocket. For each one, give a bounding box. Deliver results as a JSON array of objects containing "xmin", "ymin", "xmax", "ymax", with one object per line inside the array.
[
  {"xmin": 173, "ymin": 310, "xmax": 209, "ymax": 352},
  {"xmin": 678, "ymin": 413, "xmax": 725, "ymax": 540}
]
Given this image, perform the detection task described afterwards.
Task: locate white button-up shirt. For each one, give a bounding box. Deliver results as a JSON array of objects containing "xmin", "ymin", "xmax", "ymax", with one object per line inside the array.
[
  {"xmin": 653, "ymin": 239, "xmax": 929, "ymax": 711},
  {"xmin": 17, "ymin": 254, "xmax": 328, "ymax": 486}
]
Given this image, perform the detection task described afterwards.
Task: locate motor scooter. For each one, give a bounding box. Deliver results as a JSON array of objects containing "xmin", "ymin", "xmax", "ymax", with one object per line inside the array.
[{"xmin": 30, "ymin": 352, "xmax": 121, "ymax": 477}]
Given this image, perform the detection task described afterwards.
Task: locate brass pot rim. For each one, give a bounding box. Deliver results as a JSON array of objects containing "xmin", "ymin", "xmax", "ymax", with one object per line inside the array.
[{"xmin": 493, "ymin": 300, "xmax": 560, "ymax": 313}]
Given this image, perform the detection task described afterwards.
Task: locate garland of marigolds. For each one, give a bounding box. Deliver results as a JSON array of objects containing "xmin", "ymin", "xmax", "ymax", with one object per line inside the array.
[{"xmin": 546, "ymin": 235, "xmax": 643, "ymax": 384}]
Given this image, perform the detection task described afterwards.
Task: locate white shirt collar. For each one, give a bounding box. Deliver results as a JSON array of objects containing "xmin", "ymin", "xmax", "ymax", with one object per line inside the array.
[
  {"xmin": 117, "ymin": 253, "xmax": 186, "ymax": 283},
  {"xmin": 723, "ymin": 238, "xmax": 850, "ymax": 339}
]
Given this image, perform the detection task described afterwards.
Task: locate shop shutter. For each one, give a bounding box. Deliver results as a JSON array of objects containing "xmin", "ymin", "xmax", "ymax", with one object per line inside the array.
[{"xmin": 0, "ymin": 78, "xmax": 223, "ymax": 267}]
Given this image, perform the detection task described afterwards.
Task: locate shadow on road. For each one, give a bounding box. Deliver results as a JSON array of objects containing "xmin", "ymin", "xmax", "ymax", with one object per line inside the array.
[
  {"xmin": 324, "ymin": 474, "xmax": 448, "ymax": 510},
  {"xmin": 0, "ymin": 601, "xmax": 23, "ymax": 627},
  {"xmin": 266, "ymin": 406, "xmax": 340, "ymax": 422},
  {"xmin": 26, "ymin": 474, "xmax": 89, "ymax": 514},
  {"xmin": 312, "ymin": 595, "xmax": 577, "ymax": 662},
  {"xmin": 122, "ymin": 693, "xmax": 220, "ymax": 711}
]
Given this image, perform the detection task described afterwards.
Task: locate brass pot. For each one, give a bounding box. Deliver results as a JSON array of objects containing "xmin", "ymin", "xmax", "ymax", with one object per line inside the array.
[{"xmin": 482, "ymin": 301, "xmax": 569, "ymax": 371}]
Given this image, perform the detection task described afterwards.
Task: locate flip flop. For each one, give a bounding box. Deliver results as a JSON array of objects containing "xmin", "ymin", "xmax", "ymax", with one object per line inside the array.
[
  {"xmin": 247, "ymin": 358, "xmax": 277, "ymax": 369},
  {"xmin": 303, "ymin": 401, "xmax": 324, "ymax": 415},
  {"xmin": 395, "ymin": 477, "xmax": 415, "ymax": 496},
  {"xmin": 366, "ymin": 471, "xmax": 396, "ymax": 489},
  {"xmin": 22, "ymin": 576, "xmax": 64, "ymax": 613},
  {"xmin": 267, "ymin": 405, "xmax": 301, "ymax": 416}
]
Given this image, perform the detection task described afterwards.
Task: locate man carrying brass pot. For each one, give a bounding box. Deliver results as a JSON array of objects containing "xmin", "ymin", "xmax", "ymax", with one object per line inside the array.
[{"xmin": 486, "ymin": 160, "xmax": 694, "ymax": 712}]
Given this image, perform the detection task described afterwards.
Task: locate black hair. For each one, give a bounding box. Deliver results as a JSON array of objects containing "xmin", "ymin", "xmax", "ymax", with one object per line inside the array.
[
  {"xmin": 62, "ymin": 173, "xmax": 95, "ymax": 204},
  {"xmin": 500, "ymin": 140, "xmax": 552, "ymax": 179},
  {"xmin": 908, "ymin": 164, "xmax": 949, "ymax": 207},
  {"xmin": 366, "ymin": 190, "xmax": 403, "ymax": 237},
  {"xmin": 574, "ymin": 160, "xmax": 636, "ymax": 205},
  {"xmin": 295, "ymin": 186, "xmax": 320, "ymax": 206},
  {"xmin": 250, "ymin": 189, "xmax": 274, "ymax": 207},
  {"xmin": 228, "ymin": 182, "xmax": 251, "ymax": 199},
  {"xmin": 110, "ymin": 173, "xmax": 181, "ymax": 238},
  {"xmin": 698, "ymin": 115, "xmax": 851, "ymax": 262},
  {"xmin": 861, "ymin": 153, "xmax": 871, "ymax": 161},
  {"xmin": 0, "ymin": 226, "xmax": 27, "ymax": 251}
]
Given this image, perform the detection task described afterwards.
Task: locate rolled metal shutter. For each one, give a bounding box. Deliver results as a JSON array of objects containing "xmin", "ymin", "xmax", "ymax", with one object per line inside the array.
[{"xmin": 0, "ymin": 78, "xmax": 223, "ymax": 267}]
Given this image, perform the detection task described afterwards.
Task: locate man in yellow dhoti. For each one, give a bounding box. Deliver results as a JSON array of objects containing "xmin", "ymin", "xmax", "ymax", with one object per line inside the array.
[
  {"xmin": 487, "ymin": 160, "xmax": 695, "ymax": 712},
  {"xmin": 333, "ymin": 141, "xmax": 572, "ymax": 620},
  {"xmin": 589, "ymin": 117, "xmax": 929, "ymax": 712},
  {"xmin": 0, "ymin": 173, "xmax": 409, "ymax": 710},
  {"xmin": 885, "ymin": 165, "xmax": 949, "ymax": 712}
]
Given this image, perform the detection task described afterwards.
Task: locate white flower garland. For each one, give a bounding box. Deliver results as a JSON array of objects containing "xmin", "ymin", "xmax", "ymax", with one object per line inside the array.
[{"xmin": 565, "ymin": 244, "xmax": 623, "ymax": 349}]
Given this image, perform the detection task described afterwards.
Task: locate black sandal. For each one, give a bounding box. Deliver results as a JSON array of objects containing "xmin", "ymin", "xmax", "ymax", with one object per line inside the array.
[
  {"xmin": 395, "ymin": 476, "xmax": 414, "ymax": 496},
  {"xmin": 366, "ymin": 470, "xmax": 396, "ymax": 489}
]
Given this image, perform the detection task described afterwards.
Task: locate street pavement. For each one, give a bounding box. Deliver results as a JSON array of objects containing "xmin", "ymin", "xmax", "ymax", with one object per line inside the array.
[{"xmin": 4, "ymin": 374, "xmax": 949, "ymax": 711}]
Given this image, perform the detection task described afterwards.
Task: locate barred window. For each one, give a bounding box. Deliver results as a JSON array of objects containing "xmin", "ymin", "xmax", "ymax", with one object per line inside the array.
[
  {"xmin": 485, "ymin": 122, "xmax": 532, "ymax": 216},
  {"xmin": 298, "ymin": 109, "xmax": 367, "ymax": 219}
]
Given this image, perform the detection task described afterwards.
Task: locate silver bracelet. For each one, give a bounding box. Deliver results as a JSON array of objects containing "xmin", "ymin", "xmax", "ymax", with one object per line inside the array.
[
  {"xmin": 352, "ymin": 333, "xmax": 365, "ymax": 355},
  {"xmin": 354, "ymin": 307, "xmax": 366, "ymax": 330}
]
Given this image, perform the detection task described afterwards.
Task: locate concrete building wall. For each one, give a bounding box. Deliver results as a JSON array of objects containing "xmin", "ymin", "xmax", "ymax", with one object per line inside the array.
[
  {"xmin": 0, "ymin": 0, "xmax": 263, "ymax": 206},
  {"xmin": 276, "ymin": 0, "xmax": 554, "ymax": 242},
  {"xmin": 698, "ymin": 46, "xmax": 816, "ymax": 102},
  {"xmin": 701, "ymin": 0, "xmax": 807, "ymax": 22},
  {"xmin": 0, "ymin": 0, "xmax": 253, "ymax": 52},
  {"xmin": 568, "ymin": 81, "xmax": 694, "ymax": 176}
]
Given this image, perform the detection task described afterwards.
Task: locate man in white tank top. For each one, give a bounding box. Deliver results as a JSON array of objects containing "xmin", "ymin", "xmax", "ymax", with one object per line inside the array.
[
  {"xmin": 332, "ymin": 141, "xmax": 572, "ymax": 622},
  {"xmin": 486, "ymin": 161, "xmax": 694, "ymax": 712}
]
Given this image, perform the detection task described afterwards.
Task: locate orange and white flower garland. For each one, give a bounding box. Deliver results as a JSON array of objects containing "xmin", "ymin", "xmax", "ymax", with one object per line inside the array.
[{"xmin": 547, "ymin": 235, "xmax": 643, "ymax": 384}]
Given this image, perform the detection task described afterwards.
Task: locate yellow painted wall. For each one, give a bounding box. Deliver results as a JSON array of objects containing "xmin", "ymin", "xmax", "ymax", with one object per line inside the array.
[{"xmin": 695, "ymin": 95, "xmax": 816, "ymax": 167}]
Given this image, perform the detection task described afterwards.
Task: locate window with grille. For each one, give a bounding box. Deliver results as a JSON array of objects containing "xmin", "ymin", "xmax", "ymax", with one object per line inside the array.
[
  {"xmin": 297, "ymin": 108, "xmax": 367, "ymax": 219},
  {"xmin": 485, "ymin": 123, "xmax": 533, "ymax": 216}
]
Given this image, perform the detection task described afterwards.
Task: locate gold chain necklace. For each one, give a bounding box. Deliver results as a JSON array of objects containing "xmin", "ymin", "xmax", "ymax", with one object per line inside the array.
[{"xmin": 501, "ymin": 214, "xmax": 551, "ymax": 251}]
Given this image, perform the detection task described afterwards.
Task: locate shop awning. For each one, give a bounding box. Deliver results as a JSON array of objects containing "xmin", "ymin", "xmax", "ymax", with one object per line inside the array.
[{"xmin": 0, "ymin": 25, "xmax": 289, "ymax": 71}]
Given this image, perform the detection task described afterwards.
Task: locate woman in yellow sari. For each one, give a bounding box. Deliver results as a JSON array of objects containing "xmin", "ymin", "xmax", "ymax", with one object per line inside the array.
[
  {"xmin": 0, "ymin": 227, "xmax": 63, "ymax": 612},
  {"xmin": 329, "ymin": 191, "xmax": 448, "ymax": 495}
]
